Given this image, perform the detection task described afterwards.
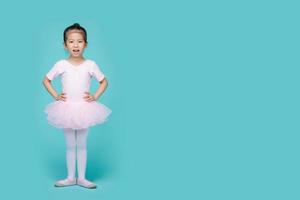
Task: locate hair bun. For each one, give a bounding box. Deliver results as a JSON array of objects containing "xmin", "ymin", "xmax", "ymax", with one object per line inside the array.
[{"xmin": 73, "ymin": 23, "xmax": 80, "ymax": 27}]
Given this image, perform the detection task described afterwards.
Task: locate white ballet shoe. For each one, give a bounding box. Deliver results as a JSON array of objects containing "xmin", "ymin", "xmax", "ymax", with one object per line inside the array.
[
  {"xmin": 54, "ymin": 178, "xmax": 77, "ymax": 187},
  {"xmin": 77, "ymin": 178, "xmax": 97, "ymax": 189}
]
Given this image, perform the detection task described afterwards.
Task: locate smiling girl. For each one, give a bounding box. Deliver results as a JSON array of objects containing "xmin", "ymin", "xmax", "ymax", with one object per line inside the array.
[{"xmin": 43, "ymin": 23, "xmax": 112, "ymax": 189}]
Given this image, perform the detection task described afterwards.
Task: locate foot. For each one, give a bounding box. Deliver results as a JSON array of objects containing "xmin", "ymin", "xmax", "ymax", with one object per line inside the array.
[
  {"xmin": 77, "ymin": 178, "xmax": 97, "ymax": 189},
  {"xmin": 54, "ymin": 178, "xmax": 76, "ymax": 187}
]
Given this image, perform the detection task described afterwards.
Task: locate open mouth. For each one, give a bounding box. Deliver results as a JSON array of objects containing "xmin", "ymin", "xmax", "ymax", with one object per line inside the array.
[{"xmin": 73, "ymin": 49, "xmax": 80, "ymax": 53}]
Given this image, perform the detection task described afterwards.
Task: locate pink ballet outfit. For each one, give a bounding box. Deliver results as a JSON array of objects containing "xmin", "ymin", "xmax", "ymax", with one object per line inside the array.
[{"xmin": 45, "ymin": 59, "xmax": 112, "ymax": 130}]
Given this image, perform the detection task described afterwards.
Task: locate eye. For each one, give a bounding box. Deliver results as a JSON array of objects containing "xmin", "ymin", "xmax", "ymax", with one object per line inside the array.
[{"xmin": 79, "ymin": 41, "xmax": 83, "ymax": 43}]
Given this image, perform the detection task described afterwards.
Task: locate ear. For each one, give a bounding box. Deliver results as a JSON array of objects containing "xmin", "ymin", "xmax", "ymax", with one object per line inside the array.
[{"xmin": 63, "ymin": 42, "xmax": 68, "ymax": 49}]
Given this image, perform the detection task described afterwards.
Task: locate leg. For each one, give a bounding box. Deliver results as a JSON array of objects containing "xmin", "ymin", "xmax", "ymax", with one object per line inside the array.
[
  {"xmin": 64, "ymin": 128, "xmax": 77, "ymax": 180},
  {"xmin": 76, "ymin": 128, "xmax": 97, "ymax": 189},
  {"xmin": 76, "ymin": 128, "xmax": 88, "ymax": 180},
  {"xmin": 54, "ymin": 128, "xmax": 76, "ymax": 187}
]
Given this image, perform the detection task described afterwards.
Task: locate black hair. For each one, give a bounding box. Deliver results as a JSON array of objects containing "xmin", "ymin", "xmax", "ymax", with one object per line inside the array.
[{"xmin": 63, "ymin": 23, "xmax": 87, "ymax": 44}]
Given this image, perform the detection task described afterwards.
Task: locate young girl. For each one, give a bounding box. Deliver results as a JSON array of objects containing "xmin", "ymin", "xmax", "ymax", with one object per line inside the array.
[{"xmin": 43, "ymin": 23, "xmax": 111, "ymax": 189}]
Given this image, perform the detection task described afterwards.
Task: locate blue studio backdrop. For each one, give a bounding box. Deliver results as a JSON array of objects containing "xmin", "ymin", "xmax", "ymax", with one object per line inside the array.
[{"xmin": 0, "ymin": 0, "xmax": 298, "ymax": 199}]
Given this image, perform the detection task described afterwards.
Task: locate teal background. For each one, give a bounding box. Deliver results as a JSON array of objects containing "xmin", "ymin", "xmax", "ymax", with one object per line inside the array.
[{"xmin": 0, "ymin": 0, "xmax": 298, "ymax": 199}]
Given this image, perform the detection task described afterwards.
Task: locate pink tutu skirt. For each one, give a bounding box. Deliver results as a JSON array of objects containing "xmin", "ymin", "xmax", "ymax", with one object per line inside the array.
[{"xmin": 45, "ymin": 100, "xmax": 112, "ymax": 129}]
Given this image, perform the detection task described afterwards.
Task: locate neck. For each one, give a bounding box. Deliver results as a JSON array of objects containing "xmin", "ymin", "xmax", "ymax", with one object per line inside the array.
[{"xmin": 68, "ymin": 56, "xmax": 85, "ymax": 62}]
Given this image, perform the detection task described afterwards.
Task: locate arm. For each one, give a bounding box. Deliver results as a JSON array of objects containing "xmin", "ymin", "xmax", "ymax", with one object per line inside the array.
[
  {"xmin": 94, "ymin": 78, "xmax": 108, "ymax": 99},
  {"xmin": 42, "ymin": 77, "xmax": 66, "ymax": 101},
  {"xmin": 84, "ymin": 78, "xmax": 108, "ymax": 102}
]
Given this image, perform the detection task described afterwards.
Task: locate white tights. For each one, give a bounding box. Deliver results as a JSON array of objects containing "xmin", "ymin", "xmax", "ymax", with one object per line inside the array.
[{"xmin": 64, "ymin": 128, "xmax": 89, "ymax": 180}]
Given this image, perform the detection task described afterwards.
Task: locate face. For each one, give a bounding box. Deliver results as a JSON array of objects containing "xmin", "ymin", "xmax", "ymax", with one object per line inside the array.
[{"xmin": 64, "ymin": 32, "xmax": 87, "ymax": 58}]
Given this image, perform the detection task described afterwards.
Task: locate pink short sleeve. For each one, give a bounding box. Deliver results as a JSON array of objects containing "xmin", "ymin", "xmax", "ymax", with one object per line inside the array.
[
  {"xmin": 90, "ymin": 61, "xmax": 105, "ymax": 82},
  {"xmin": 46, "ymin": 61, "xmax": 63, "ymax": 80}
]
